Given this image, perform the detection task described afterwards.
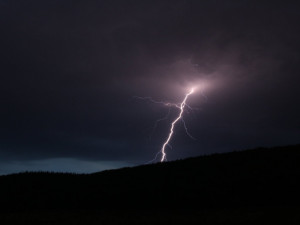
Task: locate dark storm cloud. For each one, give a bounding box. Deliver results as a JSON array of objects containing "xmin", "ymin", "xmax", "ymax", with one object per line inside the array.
[{"xmin": 0, "ymin": 0, "xmax": 299, "ymax": 172}]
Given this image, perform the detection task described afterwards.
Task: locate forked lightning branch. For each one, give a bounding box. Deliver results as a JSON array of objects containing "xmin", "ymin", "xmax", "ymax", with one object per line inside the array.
[
  {"xmin": 135, "ymin": 87, "xmax": 196, "ymax": 162},
  {"xmin": 160, "ymin": 87, "xmax": 194, "ymax": 162}
]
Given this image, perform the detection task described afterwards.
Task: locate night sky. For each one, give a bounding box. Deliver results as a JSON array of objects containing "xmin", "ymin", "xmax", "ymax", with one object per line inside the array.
[{"xmin": 1, "ymin": 0, "xmax": 299, "ymax": 174}]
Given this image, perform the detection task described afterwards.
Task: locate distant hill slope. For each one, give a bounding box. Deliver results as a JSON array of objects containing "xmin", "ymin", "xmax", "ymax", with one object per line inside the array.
[{"xmin": 0, "ymin": 144, "xmax": 299, "ymax": 211}]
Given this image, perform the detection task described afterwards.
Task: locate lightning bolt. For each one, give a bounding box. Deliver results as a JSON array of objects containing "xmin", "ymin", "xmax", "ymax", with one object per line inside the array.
[
  {"xmin": 134, "ymin": 87, "xmax": 196, "ymax": 163},
  {"xmin": 160, "ymin": 88, "xmax": 195, "ymax": 162},
  {"xmin": 133, "ymin": 96, "xmax": 180, "ymax": 108}
]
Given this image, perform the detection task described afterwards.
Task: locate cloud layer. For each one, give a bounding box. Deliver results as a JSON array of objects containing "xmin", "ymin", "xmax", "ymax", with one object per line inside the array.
[{"xmin": 0, "ymin": 0, "xmax": 299, "ymax": 173}]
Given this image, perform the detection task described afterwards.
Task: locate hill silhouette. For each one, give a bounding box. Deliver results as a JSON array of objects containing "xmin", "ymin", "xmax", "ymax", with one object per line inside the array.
[{"xmin": 0, "ymin": 144, "xmax": 300, "ymax": 224}]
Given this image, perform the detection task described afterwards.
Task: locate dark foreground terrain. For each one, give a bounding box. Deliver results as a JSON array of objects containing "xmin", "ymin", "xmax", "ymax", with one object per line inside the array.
[{"xmin": 0, "ymin": 144, "xmax": 300, "ymax": 224}]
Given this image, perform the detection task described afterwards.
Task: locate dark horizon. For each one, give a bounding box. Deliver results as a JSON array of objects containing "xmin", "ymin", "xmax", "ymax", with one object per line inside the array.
[{"xmin": 1, "ymin": 0, "xmax": 300, "ymax": 175}]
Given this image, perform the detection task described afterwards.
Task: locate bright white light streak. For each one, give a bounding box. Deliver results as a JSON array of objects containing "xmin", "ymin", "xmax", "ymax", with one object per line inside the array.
[
  {"xmin": 160, "ymin": 88, "xmax": 194, "ymax": 162},
  {"xmin": 135, "ymin": 87, "xmax": 196, "ymax": 163}
]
